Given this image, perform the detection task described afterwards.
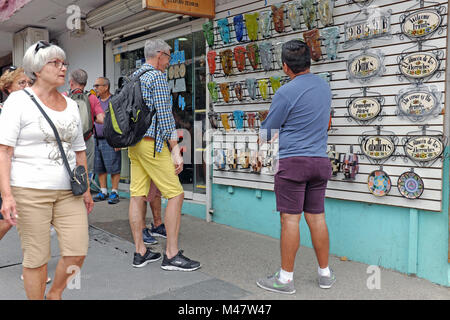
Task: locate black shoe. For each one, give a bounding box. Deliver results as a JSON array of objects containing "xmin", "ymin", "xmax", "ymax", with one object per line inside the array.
[
  {"xmin": 161, "ymin": 250, "xmax": 201, "ymax": 271},
  {"xmin": 132, "ymin": 248, "xmax": 161, "ymax": 268}
]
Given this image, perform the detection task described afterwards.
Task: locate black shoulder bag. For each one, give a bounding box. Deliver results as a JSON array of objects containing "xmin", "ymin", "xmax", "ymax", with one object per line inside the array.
[{"xmin": 23, "ymin": 89, "xmax": 88, "ymax": 196}]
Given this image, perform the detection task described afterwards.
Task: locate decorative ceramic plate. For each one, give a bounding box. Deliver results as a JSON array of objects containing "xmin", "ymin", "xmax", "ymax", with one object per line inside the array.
[
  {"xmin": 397, "ymin": 171, "xmax": 424, "ymax": 199},
  {"xmin": 368, "ymin": 170, "xmax": 391, "ymax": 196}
]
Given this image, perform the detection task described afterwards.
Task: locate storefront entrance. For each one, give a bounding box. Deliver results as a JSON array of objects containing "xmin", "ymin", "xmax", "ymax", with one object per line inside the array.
[{"xmin": 113, "ymin": 30, "xmax": 207, "ymax": 200}]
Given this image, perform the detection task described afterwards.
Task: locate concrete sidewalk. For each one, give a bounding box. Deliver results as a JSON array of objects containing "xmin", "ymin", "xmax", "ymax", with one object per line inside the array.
[{"xmin": 0, "ymin": 198, "xmax": 448, "ymax": 300}]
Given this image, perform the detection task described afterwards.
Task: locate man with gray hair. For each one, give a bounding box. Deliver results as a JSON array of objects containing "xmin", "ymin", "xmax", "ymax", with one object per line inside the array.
[
  {"xmin": 127, "ymin": 38, "xmax": 201, "ymax": 271},
  {"xmin": 67, "ymin": 69, "xmax": 105, "ymax": 173}
]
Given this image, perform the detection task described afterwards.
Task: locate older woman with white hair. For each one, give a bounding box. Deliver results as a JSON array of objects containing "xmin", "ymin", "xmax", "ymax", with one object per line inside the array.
[{"xmin": 0, "ymin": 40, "xmax": 93, "ymax": 300}]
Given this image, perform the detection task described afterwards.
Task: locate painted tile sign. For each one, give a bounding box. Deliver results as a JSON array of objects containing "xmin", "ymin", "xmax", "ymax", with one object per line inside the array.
[
  {"xmin": 348, "ymin": 97, "xmax": 381, "ymax": 121},
  {"xmin": 144, "ymin": 0, "xmax": 215, "ymax": 18},
  {"xmin": 399, "ymin": 52, "xmax": 439, "ymax": 79},
  {"xmin": 344, "ymin": 10, "xmax": 391, "ymax": 43},
  {"xmin": 401, "ymin": 9, "xmax": 442, "ymax": 39},
  {"xmin": 404, "ymin": 136, "xmax": 443, "ymax": 163},
  {"xmin": 361, "ymin": 136, "xmax": 395, "ymax": 160}
]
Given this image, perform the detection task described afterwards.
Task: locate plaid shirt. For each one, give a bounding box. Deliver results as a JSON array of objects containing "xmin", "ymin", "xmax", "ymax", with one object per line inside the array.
[{"xmin": 134, "ymin": 64, "xmax": 177, "ymax": 153}]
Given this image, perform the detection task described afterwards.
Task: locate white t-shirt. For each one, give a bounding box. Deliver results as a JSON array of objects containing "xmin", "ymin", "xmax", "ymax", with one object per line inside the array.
[{"xmin": 0, "ymin": 88, "xmax": 86, "ymax": 190}]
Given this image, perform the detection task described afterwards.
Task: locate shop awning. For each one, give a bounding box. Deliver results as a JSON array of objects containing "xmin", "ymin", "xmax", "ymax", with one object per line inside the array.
[{"xmin": 86, "ymin": 0, "xmax": 185, "ymax": 41}]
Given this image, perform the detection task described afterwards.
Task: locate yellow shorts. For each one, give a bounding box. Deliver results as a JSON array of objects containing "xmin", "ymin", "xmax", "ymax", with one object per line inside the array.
[
  {"xmin": 12, "ymin": 187, "xmax": 89, "ymax": 269},
  {"xmin": 128, "ymin": 138, "xmax": 184, "ymax": 199}
]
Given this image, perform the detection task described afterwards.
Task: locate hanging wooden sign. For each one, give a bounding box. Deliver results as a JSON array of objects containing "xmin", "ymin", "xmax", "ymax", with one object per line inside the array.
[
  {"xmin": 144, "ymin": 0, "xmax": 215, "ymax": 19},
  {"xmin": 348, "ymin": 97, "xmax": 382, "ymax": 122},
  {"xmin": 400, "ymin": 8, "xmax": 443, "ymax": 40},
  {"xmin": 347, "ymin": 50, "xmax": 385, "ymax": 83},
  {"xmin": 360, "ymin": 136, "xmax": 395, "ymax": 161},
  {"xmin": 396, "ymin": 86, "xmax": 441, "ymax": 121},
  {"xmin": 398, "ymin": 52, "xmax": 440, "ymax": 81},
  {"xmin": 404, "ymin": 136, "xmax": 444, "ymax": 164}
]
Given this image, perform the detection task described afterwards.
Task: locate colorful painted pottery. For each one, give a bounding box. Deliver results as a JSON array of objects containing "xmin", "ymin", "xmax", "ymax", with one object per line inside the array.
[
  {"xmin": 258, "ymin": 110, "xmax": 269, "ymax": 122},
  {"xmin": 303, "ymin": 28, "xmax": 322, "ymax": 62},
  {"xmin": 317, "ymin": 0, "xmax": 334, "ymax": 27},
  {"xmin": 397, "ymin": 171, "xmax": 424, "ymax": 199},
  {"xmin": 233, "ymin": 14, "xmax": 245, "ymax": 42},
  {"xmin": 221, "ymin": 113, "xmax": 231, "ymax": 131},
  {"xmin": 270, "ymin": 76, "xmax": 281, "ymax": 93},
  {"xmin": 247, "ymin": 112, "xmax": 256, "ymax": 129},
  {"xmin": 219, "ymin": 82, "xmax": 230, "ymax": 103},
  {"xmin": 259, "ymin": 42, "xmax": 273, "ymax": 72},
  {"xmin": 246, "ymin": 78, "xmax": 257, "ymax": 100},
  {"xmin": 258, "ymin": 79, "xmax": 269, "ymax": 100},
  {"xmin": 244, "ymin": 12, "xmax": 259, "ymax": 41},
  {"xmin": 259, "ymin": 10, "xmax": 272, "ymax": 39},
  {"xmin": 301, "ymin": 0, "xmax": 316, "ymax": 30},
  {"xmin": 233, "ymin": 110, "xmax": 245, "ymax": 130},
  {"xmin": 246, "ymin": 43, "xmax": 260, "ymax": 70},
  {"xmin": 207, "ymin": 82, "xmax": 218, "ymax": 102},
  {"xmin": 234, "ymin": 82, "xmax": 244, "ymax": 101},
  {"xmin": 287, "ymin": 1, "xmax": 302, "ymax": 31},
  {"xmin": 207, "ymin": 50, "xmax": 217, "ymax": 75},
  {"xmin": 217, "ymin": 18, "xmax": 231, "ymax": 45},
  {"xmin": 274, "ymin": 42, "xmax": 284, "ymax": 69},
  {"xmin": 233, "ymin": 46, "xmax": 247, "ymax": 72},
  {"xmin": 202, "ymin": 21, "xmax": 215, "ymax": 48},
  {"xmin": 208, "ymin": 111, "xmax": 218, "ymax": 129},
  {"xmin": 321, "ymin": 26, "xmax": 340, "ymax": 61},
  {"xmin": 271, "ymin": 3, "xmax": 285, "ymax": 33},
  {"xmin": 368, "ymin": 170, "xmax": 391, "ymax": 197},
  {"xmin": 220, "ymin": 49, "xmax": 233, "ymax": 76},
  {"xmin": 214, "ymin": 149, "xmax": 226, "ymax": 170}
]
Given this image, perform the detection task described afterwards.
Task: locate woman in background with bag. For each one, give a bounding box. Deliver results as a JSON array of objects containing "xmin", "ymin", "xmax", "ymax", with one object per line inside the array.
[{"xmin": 0, "ymin": 41, "xmax": 93, "ymax": 300}]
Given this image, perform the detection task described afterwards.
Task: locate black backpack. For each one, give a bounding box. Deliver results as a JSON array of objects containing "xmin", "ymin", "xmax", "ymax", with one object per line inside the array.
[{"xmin": 103, "ymin": 69, "xmax": 157, "ymax": 150}]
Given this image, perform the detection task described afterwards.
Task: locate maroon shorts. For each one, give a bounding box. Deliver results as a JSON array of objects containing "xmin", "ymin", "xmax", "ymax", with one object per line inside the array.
[{"xmin": 274, "ymin": 156, "xmax": 331, "ymax": 214}]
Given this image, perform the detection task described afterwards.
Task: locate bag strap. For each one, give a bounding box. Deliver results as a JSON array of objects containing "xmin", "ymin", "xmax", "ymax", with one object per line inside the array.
[{"xmin": 22, "ymin": 89, "xmax": 73, "ymax": 178}]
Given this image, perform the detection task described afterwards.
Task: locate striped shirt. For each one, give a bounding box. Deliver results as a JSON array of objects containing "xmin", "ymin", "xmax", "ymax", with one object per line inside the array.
[{"xmin": 134, "ymin": 64, "xmax": 177, "ymax": 153}]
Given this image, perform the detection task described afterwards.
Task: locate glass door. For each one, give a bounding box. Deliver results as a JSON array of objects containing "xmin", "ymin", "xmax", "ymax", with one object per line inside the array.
[{"xmin": 113, "ymin": 30, "xmax": 206, "ymax": 200}]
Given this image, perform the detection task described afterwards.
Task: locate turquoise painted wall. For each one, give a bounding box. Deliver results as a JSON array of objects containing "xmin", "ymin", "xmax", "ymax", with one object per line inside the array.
[{"xmin": 208, "ymin": 159, "xmax": 450, "ymax": 287}]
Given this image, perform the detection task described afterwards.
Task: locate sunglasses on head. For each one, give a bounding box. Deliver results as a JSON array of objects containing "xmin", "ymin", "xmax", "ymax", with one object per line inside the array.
[
  {"xmin": 35, "ymin": 40, "xmax": 51, "ymax": 54},
  {"xmin": 8, "ymin": 66, "xmax": 17, "ymax": 72}
]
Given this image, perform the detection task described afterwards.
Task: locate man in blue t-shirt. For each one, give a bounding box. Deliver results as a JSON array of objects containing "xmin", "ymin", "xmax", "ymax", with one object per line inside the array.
[{"xmin": 256, "ymin": 40, "xmax": 336, "ymax": 294}]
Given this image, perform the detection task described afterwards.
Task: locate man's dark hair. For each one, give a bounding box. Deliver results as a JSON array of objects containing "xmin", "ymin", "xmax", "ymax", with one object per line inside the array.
[{"xmin": 281, "ymin": 40, "xmax": 311, "ymax": 74}]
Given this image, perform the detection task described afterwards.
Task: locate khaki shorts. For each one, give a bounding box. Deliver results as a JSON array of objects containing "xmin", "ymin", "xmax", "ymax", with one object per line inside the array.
[
  {"xmin": 12, "ymin": 187, "xmax": 89, "ymax": 269},
  {"xmin": 128, "ymin": 138, "xmax": 184, "ymax": 199}
]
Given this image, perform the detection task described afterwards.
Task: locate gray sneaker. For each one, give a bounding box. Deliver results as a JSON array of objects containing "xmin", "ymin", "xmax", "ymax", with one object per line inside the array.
[
  {"xmin": 256, "ymin": 271, "xmax": 296, "ymax": 295},
  {"xmin": 318, "ymin": 268, "xmax": 336, "ymax": 289}
]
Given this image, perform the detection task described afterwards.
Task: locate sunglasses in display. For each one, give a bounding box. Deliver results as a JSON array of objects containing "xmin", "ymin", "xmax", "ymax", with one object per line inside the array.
[{"xmin": 35, "ymin": 40, "xmax": 51, "ymax": 54}]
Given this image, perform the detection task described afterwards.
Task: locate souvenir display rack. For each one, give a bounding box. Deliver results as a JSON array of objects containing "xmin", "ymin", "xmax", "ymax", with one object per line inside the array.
[{"xmin": 207, "ymin": 0, "xmax": 448, "ymax": 212}]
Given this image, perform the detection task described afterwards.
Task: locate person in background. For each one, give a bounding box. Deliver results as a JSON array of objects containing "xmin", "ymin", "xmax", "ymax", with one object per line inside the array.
[
  {"xmin": 67, "ymin": 69, "xmax": 105, "ymax": 174},
  {"xmin": 142, "ymin": 182, "xmax": 167, "ymax": 245},
  {"xmin": 0, "ymin": 41, "xmax": 93, "ymax": 300},
  {"xmin": 0, "ymin": 66, "xmax": 33, "ymax": 241},
  {"xmin": 92, "ymin": 77, "xmax": 121, "ymax": 204},
  {"xmin": 256, "ymin": 40, "xmax": 335, "ymax": 294}
]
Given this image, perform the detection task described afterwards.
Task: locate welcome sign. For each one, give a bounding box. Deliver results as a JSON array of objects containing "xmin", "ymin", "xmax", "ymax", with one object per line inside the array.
[
  {"xmin": 404, "ymin": 136, "xmax": 443, "ymax": 163},
  {"xmin": 144, "ymin": 0, "xmax": 215, "ymax": 18},
  {"xmin": 348, "ymin": 97, "xmax": 382, "ymax": 122},
  {"xmin": 401, "ymin": 8, "xmax": 442, "ymax": 40}
]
